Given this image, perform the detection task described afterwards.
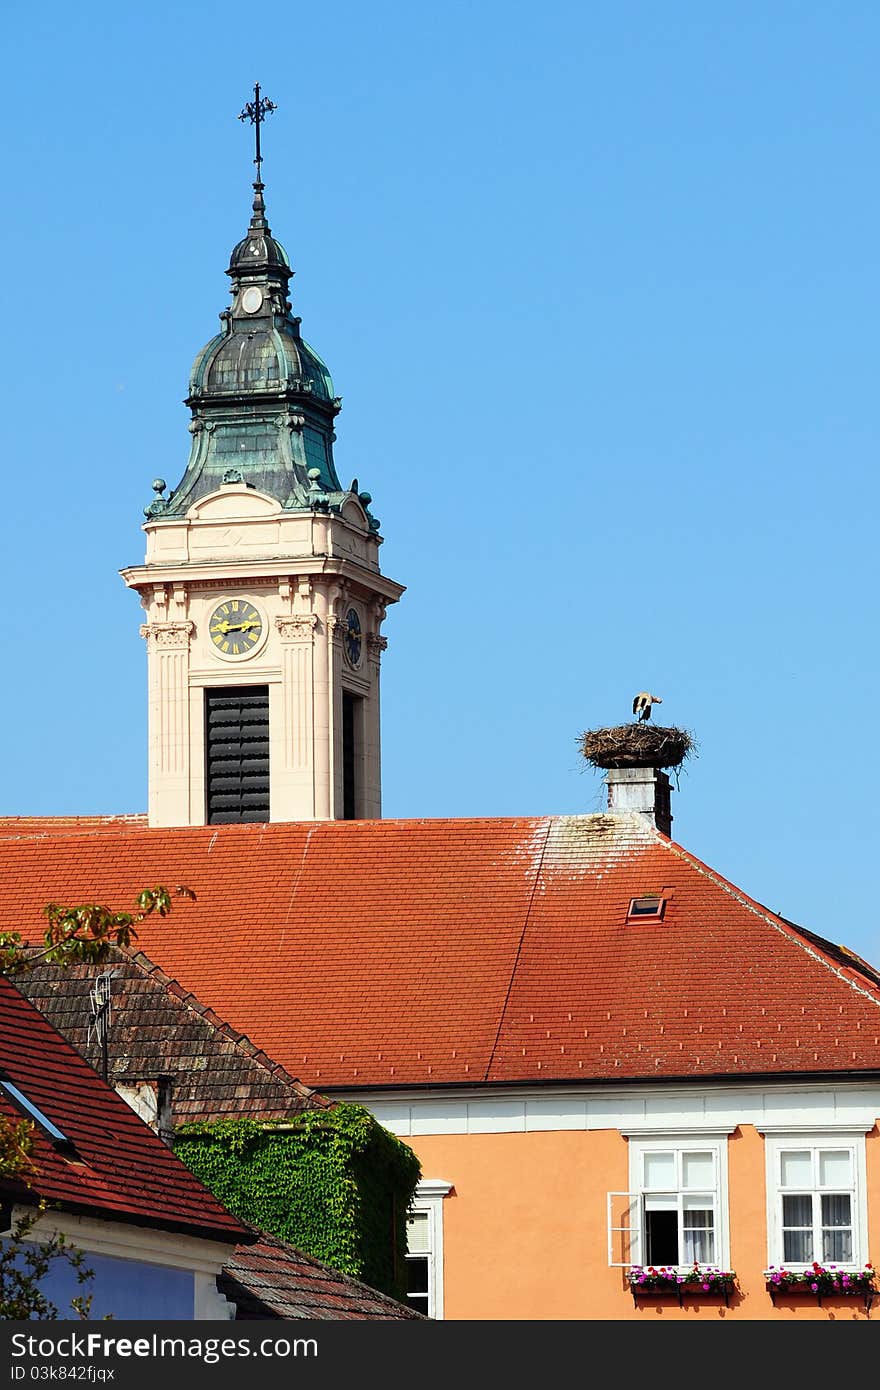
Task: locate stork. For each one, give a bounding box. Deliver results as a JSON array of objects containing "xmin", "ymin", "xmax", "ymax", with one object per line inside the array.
[{"xmin": 633, "ymin": 692, "xmax": 662, "ymax": 723}]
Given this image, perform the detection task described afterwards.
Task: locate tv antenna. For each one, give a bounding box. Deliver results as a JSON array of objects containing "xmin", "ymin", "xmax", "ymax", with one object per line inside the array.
[{"xmin": 88, "ymin": 970, "xmax": 117, "ymax": 1083}]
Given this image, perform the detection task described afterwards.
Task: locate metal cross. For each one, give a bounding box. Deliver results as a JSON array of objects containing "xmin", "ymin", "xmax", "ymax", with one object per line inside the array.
[{"xmin": 238, "ymin": 83, "xmax": 277, "ymax": 183}]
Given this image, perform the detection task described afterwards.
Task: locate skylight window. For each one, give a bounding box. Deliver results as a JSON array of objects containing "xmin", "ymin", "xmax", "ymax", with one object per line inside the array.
[
  {"xmin": 627, "ymin": 896, "xmax": 666, "ymax": 921},
  {"xmin": 0, "ymin": 1078, "xmax": 69, "ymax": 1144}
]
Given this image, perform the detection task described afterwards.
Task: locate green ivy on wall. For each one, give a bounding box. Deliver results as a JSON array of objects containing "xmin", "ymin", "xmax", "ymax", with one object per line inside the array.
[{"xmin": 174, "ymin": 1104, "xmax": 421, "ymax": 1302}]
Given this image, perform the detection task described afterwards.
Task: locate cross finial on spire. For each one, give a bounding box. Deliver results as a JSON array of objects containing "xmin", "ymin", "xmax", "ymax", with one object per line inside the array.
[{"xmin": 238, "ymin": 83, "xmax": 277, "ymax": 185}]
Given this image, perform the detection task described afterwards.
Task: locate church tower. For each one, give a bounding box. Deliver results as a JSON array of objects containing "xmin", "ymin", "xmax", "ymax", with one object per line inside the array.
[{"xmin": 122, "ymin": 93, "xmax": 403, "ymax": 827}]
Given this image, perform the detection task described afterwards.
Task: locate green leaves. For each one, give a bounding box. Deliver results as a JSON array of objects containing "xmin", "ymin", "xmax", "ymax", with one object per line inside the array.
[
  {"xmin": 0, "ymin": 1201, "xmax": 97, "ymax": 1320},
  {"xmin": 1, "ymin": 885, "xmax": 195, "ymax": 976},
  {"xmin": 0, "ymin": 1114, "xmax": 36, "ymax": 1180},
  {"xmin": 174, "ymin": 1103, "xmax": 421, "ymax": 1301}
]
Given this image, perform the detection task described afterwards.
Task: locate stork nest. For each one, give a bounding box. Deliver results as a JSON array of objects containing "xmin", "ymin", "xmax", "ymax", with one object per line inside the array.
[{"xmin": 579, "ymin": 723, "xmax": 694, "ymax": 770}]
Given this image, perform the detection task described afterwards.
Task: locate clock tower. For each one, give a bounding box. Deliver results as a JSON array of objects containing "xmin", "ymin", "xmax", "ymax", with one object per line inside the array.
[{"xmin": 122, "ymin": 113, "xmax": 403, "ymax": 827}]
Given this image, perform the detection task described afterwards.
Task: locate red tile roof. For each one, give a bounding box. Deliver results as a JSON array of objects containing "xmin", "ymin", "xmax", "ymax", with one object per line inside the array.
[
  {"xmin": 3, "ymin": 813, "xmax": 880, "ymax": 1089},
  {"xmin": 0, "ymin": 976, "xmax": 252, "ymax": 1244},
  {"xmin": 220, "ymin": 1232, "xmax": 423, "ymax": 1319}
]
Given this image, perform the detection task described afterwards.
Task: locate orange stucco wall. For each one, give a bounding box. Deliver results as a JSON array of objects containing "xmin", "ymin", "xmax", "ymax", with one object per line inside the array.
[{"xmin": 411, "ymin": 1125, "xmax": 880, "ymax": 1320}]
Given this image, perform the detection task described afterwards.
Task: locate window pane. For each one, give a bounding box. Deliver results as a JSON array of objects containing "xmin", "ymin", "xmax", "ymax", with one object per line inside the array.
[
  {"xmin": 822, "ymin": 1228, "xmax": 853, "ymax": 1263},
  {"xmin": 782, "ymin": 1193, "xmax": 813, "ymax": 1263},
  {"xmin": 819, "ymin": 1190, "xmax": 852, "ymax": 1263},
  {"xmin": 645, "ymin": 1209, "xmax": 678, "ymax": 1265},
  {"xmin": 683, "ymin": 1226, "xmax": 715, "ymax": 1263},
  {"xmin": 681, "ymin": 1152, "xmax": 713, "ymax": 1189},
  {"xmin": 682, "ymin": 1200, "xmax": 714, "ymax": 1263},
  {"xmin": 821, "ymin": 1193, "xmax": 851, "ymax": 1228},
  {"xmin": 644, "ymin": 1194, "xmax": 678, "ymax": 1212},
  {"xmin": 407, "ymin": 1211, "xmax": 430, "ymax": 1255},
  {"xmin": 782, "ymin": 1193, "xmax": 812, "ymax": 1227},
  {"xmin": 406, "ymin": 1256, "xmax": 429, "ymax": 1296},
  {"xmin": 783, "ymin": 1229, "xmax": 813, "ymax": 1262},
  {"xmin": 780, "ymin": 1151, "xmax": 812, "ymax": 1187},
  {"xmin": 819, "ymin": 1151, "xmax": 852, "ymax": 1188},
  {"xmin": 682, "ymin": 1202, "xmax": 713, "ymax": 1227},
  {"xmin": 643, "ymin": 1152, "xmax": 675, "ymax": 1189}
]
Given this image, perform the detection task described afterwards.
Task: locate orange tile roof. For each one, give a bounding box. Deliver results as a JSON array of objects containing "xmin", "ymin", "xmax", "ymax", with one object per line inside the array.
[{"xmin": 3, "ymin": 813, "xmax": 880, "ymax": 1089}]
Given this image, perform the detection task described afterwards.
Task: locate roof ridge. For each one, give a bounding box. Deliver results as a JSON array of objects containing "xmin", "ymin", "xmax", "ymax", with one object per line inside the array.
[
  {"xmin": 243, "ymin": 1230, "xmax": 421, "ymax": 1310},
  {"xmin": 659, "ymin": 836, "xmax": 880, "ymax": 1011},
  {"xmin": 116, "ymin": 947, "xmax": 324, "ymax": 1103}
]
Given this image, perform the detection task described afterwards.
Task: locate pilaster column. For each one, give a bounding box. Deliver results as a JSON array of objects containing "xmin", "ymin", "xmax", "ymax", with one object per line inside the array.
[
  {"xmin": 274, "ymin": 613, "xmax": 318, "ymax": 820},
  {"xmin": 362, "ymin": 618, "xmax": 387, "ymax": 818},
  {"xmin": 326, "ymin": 608, "xmax": 349, "ymax": 819},
  {"xmin": 140, "ymin": 621, "xmax": 194, "ymax": 826}
]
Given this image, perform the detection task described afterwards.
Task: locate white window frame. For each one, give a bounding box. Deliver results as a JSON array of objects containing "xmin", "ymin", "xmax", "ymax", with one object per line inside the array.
[
  {"xmin": 761, "ymin": 1127, "xmax": 869, "ymax": 1272},
  {"xmin": 609, "ymin": 1129, "xmax": 732, "ymax": 1271},
  {"xmin": 406, "ymin": 1179, "xmax": 451, "ymax": 1319}
]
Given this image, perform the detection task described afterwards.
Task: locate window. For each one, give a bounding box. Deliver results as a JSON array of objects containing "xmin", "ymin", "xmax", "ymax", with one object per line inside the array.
[
  {"xmin": 405, "ymin": 1209, "xmax": 432, "ymax": 1316},
  {"xmin": 341, "ymin": 691, "xmax": 363, "ymax": 820},
  {"xmin": 0, "ymin": 1078, "xmax": 68, "ymax": 1144},
  {"xmin": 608, "ymin": 1132, "xmax": 731, "ymax": 1271},
  {"xmin": 627, "ymin": 896, "xmax": 666, "ymax": 921},
  {"xmin": 205, "ymin": 686, "xmax": 270, "ymax": 823},
  {"xmin": 404, "ymin": 1179, "xmax": 451, "ymax": 1318},
  {"xmin": 764, "ymin": 1132, "xmax": 868, "ymax": 1269}
]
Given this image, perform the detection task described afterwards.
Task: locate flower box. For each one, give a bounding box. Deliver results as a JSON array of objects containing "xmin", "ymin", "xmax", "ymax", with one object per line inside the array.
[
  {"xmin": 629, "ymin": 1264, "xmax": 737, "ymax": 1306},
  {"xmin": 765, "ymin": 1262, "xmax": 876, "ymax": 1312}
]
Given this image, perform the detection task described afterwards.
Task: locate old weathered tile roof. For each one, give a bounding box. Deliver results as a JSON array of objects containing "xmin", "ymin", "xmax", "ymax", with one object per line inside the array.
[
  {"xmin": 3, "ymin": 813, "xmax": 880, "ymax": 1089},
  {"xmin": 220, "ymin": 1232, "xmax": 423, "ymax": 1319},
  {"xmin": 0, "ymin": 976, "xmax": 252, "ymax": 1244},
  {"xmin": 14, "ymin": 948, "xmax": 328, "ymax": 1125}
]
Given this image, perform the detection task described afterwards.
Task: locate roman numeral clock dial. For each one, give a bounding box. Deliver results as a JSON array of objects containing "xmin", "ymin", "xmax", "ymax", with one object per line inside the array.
[{"xmin": 208, "ymin": 599, "xmax": 264, "ymax": 657}]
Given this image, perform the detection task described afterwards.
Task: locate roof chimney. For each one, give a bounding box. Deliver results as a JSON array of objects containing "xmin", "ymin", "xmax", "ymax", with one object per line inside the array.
[
  {"xmin": 605, "ymin": 765, "xmax": 672, "ymax": 837},
  {"xmin": 579, "ymin": 714, "xmax": 693, "ymax": 839}
]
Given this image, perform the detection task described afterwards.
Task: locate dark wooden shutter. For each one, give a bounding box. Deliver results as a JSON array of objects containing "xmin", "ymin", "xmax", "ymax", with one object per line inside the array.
[
  {"xmin": 342, "ymin": 691, "xmax": 359, "ymax": 820},
  {"xmin": 205, "ymin": 686, "xmax": 270, "ymax": 824}
]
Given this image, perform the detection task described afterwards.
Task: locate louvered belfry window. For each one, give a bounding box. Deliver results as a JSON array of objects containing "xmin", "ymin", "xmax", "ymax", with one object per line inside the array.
[
  {"xmin": 342, "ymin": 690, "xmax": 361, "ymax": 820},
  {"xmin": 205, "ymin": 686, "xmax": 270, "ymax": 823}
]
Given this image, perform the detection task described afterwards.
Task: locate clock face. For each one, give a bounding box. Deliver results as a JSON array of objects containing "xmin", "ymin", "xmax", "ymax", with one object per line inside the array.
[
  {"xmin": 240, "ymin": 285, "xmax": 263, "ymax": 314},
  {"xmin": 208, "ymin": 599, "xmax": 263, "ymax": 657},
  {"xmin": 344, "ymin": 608, "xmax": 362, "ymax": 667}
]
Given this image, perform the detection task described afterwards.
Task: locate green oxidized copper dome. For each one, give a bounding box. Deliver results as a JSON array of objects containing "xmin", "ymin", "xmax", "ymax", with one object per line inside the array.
[
  {"xmin": 190, "ymin": 322, "xmax": 334, "ymax": 402},
  {"xmin": 147, "ymin": 179, "xmax": 378, "ymax": 528}
]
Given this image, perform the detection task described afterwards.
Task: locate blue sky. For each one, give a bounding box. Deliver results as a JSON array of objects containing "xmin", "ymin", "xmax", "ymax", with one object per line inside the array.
[{"xmin": 3, "ymin": 3, "xmax": 879, "ymax": 965}]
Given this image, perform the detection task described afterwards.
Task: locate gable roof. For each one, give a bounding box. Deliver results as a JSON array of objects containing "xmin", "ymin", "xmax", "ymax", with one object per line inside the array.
[
  {"xmin": 0, "ymin": 976, "xmax": 252, "ymax": 1244},
  {"xmin": 220, "ymin": 1232, "xmax": 423, "ymax": 1319},
  {"xmin": 14, "ymin": 947, "xmax": 329, "ymax": 1126},
  {"xmin": 3, "ymin": 813, "xmax": 880, "ymax": 1090}
]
